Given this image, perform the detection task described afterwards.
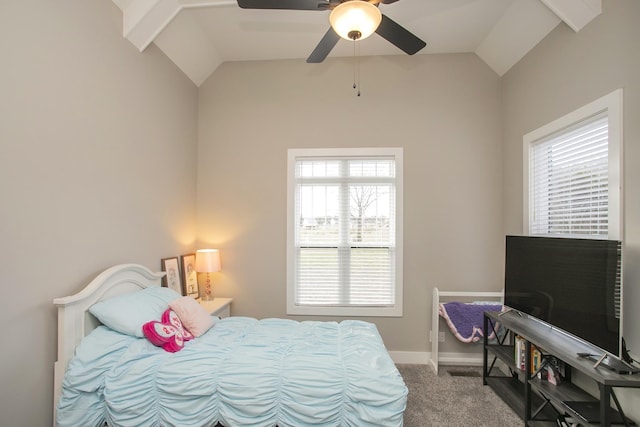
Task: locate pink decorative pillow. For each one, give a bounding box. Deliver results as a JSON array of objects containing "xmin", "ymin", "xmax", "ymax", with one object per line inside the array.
[
  {"xmin": 169, "ymin": 297, "xmax": 215, "ymax": 337},
  {"xmin": 162, "ymin": 308, "xmax": 194, "ymax": 341},
  {"xmin": 142, "ymin": 309, "xmax": 193, "ymax": 353}
]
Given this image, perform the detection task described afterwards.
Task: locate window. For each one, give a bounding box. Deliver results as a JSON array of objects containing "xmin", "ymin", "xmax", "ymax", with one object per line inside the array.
[
  {"xmin": 523, "ymin": 89, "xmax": 622, "ymax": 240},
  {"xmin": 287, "ymin": 148, "xmax": 403, "ymax": 316}
]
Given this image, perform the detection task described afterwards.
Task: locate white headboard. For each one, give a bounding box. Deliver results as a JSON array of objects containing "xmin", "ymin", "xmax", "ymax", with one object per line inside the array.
[{"xmin": 53, "ymin": 263, "xmax": 165, "ymax": 424}]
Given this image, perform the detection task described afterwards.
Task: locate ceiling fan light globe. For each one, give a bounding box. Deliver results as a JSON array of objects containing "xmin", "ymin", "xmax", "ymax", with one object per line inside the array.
[{"xmin": 329, "ymin": 1, "xmax": 382, "ymax": 41}]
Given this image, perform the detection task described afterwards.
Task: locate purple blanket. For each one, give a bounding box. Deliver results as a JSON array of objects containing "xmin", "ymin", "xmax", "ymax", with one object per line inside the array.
[{"xmin": 439, "ymin": 302, "xmax": 503, "ymax": 343}]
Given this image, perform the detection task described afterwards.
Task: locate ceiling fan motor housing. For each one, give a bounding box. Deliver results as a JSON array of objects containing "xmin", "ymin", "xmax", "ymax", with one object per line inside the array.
[
  {"xmin": 348, "ymin": 30, "xmax": 362, "ymax": 40},
  {"xmin": 235, "ymin": 0, "xmax": 426, "ymax": 63},
  {"xmin": 330, "ymin": 1, "xmax": 382, "ymax": 41}
]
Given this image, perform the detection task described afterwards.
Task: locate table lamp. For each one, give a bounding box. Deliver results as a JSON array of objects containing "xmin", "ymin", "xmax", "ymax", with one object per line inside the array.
[{"xmin": 195, "ymin": 249, "xmax": 221, "ymax": 301}]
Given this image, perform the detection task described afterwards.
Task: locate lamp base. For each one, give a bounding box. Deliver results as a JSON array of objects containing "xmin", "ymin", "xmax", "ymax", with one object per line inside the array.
[{"xmin": 202, "ymin": 273, "xmax": 213, "ymax": 301}]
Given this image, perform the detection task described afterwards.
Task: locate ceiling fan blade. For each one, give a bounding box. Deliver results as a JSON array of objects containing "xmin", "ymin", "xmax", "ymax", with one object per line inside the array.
[
  {"xmin": 237, "ymin": 0, "xmax": 331, "ymax": 11},
  {"xmin": 375, "ymin": 14, "xmax": 426, "ymax": 55},
  {"xmin": 380, "ymin": 0, "xmax": 401, "ymax": 3},
  {"xmin": 306, "ymin": 28, "xmax": 340, "ymax": 63}
]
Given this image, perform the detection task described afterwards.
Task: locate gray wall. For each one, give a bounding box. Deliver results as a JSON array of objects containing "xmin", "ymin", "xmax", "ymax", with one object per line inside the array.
[
  {"xmin": 502, "ymin": 0, "xmax": 640, "ymax": 415},
  {"xmin": 3, "ymin": 0, "xmax": 637, "ymax": 424},
  {"xmin": 197, "ymin": 54, "xmax": 504, "ymax": 353},
  {"xmin": 0, "ymin": 1, "xmax": 198, "ymax": 426}
]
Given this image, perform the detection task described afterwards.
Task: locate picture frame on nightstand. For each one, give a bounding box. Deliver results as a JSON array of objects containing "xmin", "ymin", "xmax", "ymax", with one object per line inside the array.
[
  {"xmin": 160, "ymin": 257, "xmax": 183, "ymax": 296},
  {"xmin": 180, "ymin": 253, "xmax": 199, "ymax": 298}
]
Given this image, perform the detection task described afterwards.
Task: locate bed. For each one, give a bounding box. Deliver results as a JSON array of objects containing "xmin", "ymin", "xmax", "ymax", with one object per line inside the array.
[
  {"xmin": 53, "ymin": 264, "xmax": 407, "ymax": 427},
  {"xmin": 430, "ymin": 287, "xmax": 503, "ymax": 374}
]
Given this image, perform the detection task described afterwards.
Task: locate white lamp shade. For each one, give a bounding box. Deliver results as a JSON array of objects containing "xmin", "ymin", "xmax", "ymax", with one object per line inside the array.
[
  {"xmin": 329, "ymin": 1, "xmax": 382, "ymax": 41},
  {"xmin": 195, "ymin": 249, "xmax": 221, "ymax": 273}
]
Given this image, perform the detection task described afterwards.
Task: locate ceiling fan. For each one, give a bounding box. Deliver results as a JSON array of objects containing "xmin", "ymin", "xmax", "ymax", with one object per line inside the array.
[{"xmin": 236, "ymin": 0, "xmax": 427, "ymax": 63}]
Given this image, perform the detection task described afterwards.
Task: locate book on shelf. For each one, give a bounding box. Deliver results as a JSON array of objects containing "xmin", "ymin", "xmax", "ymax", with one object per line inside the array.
[
  {"xmin": 515, "ymin": 335, "xmax": 526, "ymax": 370},
  {"xmin": 514, "ymin": 337, "xmax": 543, "ymax": 377},
  {"xmin": 531, "ymin": 346, "xmax": 542, "ymax": 373}
]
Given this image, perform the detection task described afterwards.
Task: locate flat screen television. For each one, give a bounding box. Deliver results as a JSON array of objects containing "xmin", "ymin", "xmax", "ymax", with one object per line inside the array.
[{"xmin": 504, "ymin": 235, "xmax": 622, "ymax": 356}]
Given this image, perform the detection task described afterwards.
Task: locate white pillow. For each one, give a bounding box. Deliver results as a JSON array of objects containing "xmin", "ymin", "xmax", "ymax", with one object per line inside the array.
[
  {"xmin": 89, "ymin": 286, "xmax": 181, "ymax": 337},
  {"xmin": 169, "ymin": 297, "xmax": 215, "ymax": 337}
]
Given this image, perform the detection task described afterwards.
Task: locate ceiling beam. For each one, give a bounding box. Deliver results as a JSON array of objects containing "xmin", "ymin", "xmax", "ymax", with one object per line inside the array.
[
  {"xmin": 539, "ymin": 0, "xmax": 602, "ymax": 32},
  {"xmin": 121, "ymin": 0, "xmax": 236, "ymax": 52},
  {"xmin": 475, "ymin": 0, "xmax": 560, "ymax": 76},
  {"xmin": 114, "ymin": 0, "xmax": 604, "ymax": 86},
  {"xmin": 123, "ymin": 0, "xmax": 180, "ymax": 51},
  {"xmin": 113, "ymin": 0, "xmax": 235, "ymax": 85},
  {"xmin": 153, "ymin": 10, "xmax": 224, "ymax": 86}
]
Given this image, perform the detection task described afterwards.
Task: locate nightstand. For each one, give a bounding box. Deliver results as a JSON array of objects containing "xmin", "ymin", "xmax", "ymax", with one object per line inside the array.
[{"xmin": 198, "ymin": 297, "xmax": 233, "ymax": 318}]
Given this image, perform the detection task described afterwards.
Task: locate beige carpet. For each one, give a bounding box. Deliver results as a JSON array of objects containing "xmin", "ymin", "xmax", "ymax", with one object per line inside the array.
[{"xmin": 397, "ymin": 364, "xmax": 522, "ymax": 427}]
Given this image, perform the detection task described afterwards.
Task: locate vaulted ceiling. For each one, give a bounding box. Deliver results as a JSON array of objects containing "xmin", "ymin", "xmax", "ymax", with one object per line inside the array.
[{"xmin": 111, "ymin": 0, "xmax": 602, "ymax": 86}]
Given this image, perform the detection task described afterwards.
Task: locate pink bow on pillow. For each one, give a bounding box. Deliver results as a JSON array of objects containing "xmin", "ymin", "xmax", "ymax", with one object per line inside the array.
[{"xmin": 142, "ymin": 309, "xmax": 194, "ymax": 353}]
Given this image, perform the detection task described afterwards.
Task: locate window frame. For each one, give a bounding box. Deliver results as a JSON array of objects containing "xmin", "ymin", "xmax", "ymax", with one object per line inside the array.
[
  {"xmin": 286, "ymin": 147, "xmax": 403, "ymax": 317},
  {"xmin": 523, "ymin": 89, "xmax": 623, "ymax": 240}
]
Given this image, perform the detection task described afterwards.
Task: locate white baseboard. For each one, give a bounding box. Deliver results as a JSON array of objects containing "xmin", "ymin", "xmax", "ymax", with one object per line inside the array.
[
  {"xmin": 389, "ymin": 351, "xmax": 430, "ymax": 364},
  {"xmin": 389, "ymin": 351, "xmax": 483, "ymax": 368},
  {"xmin": 438, "ymin": 352, "xmax": 484, "ymax": 366}
]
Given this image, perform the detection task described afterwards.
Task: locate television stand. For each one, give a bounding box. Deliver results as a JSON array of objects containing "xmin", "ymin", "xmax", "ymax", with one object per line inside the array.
[
  {"xmin": 483, "ymin": 311, "xmax": 640, "ymax": 426},
  {"xmin": 498, "ymin": 307, "xmax": 523, "ymax": 317},
  {"xmin": 577, "ymin": 352, "xmax": 640, "ymax": 375}
]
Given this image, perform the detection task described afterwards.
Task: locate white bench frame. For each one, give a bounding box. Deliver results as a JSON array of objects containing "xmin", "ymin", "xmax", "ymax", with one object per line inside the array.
[{"xmin": 430, "ymin": 287, "xmax": 503, "ymax": 374}]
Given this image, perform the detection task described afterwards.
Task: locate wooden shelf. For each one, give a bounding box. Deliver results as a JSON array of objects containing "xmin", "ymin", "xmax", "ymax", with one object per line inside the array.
[
  {"xmin": 527, "ymin": 422, "xmax": 559, "ymax": 427},
  {"xmin": 485, "ymin": 376, "xmax": 558, "ymax": 422},
  {"xmin": 560, "ymin": 401, "xmax": 637, "ymax": 426},
  {"xmin": 483, "ymin": 311, "xmax": 640, "ymax": 426},
  {"xmin": 530, "ymin": 377, "xmax": 595, "ymax": 403},
  {"xmin": 486, "ymin": 312, "xmax": 640, "ymax": 387},
  {"xmin": 485, "ymin": 376, "xmax": 526, "ymax": 414},
  {"xmin": 486, "ymin": 344, "xmax": 515, "ymax": 367}
]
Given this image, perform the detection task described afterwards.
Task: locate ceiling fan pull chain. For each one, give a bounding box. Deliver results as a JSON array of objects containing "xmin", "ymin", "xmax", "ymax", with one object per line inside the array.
[
  {"xmin": 356, "ymin": 40, "xmax": 361, "ymax": 97},
  {"xmin": 353, "ymin": 39, "xmax": 357, "ymax": 91},
  {"xmin": 351, "ymin": 38, "xmax": 361, "ymax": 97}
]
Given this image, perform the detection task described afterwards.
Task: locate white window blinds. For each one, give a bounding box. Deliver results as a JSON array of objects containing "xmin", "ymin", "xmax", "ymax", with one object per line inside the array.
[
  {"xmin": 294, "ymin": 157, "xmax": 396, "ymax": 307},
  {"xmin": 529, "ymin": 112, "xmax": 609, "ymax": 237},
  {"xmin": 287, "ymin": 148, "xmax": 403, "ymax": 317}
]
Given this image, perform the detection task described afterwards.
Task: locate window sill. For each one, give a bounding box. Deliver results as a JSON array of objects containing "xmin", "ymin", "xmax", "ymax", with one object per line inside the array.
[{"xmin": 286, "ymin": 304, "xmax": 403, "ymax": 317}]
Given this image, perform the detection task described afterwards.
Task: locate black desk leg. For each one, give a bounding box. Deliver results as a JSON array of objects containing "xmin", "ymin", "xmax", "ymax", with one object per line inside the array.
[
  {"xmin": 483, "ymin": 314, "xmax": 488, "ymax": 385},
  {"xmin": 524, "ymin": 340, "xmax": 532, "ymax": 423},
  {"xmin": 599, "ymin": 383, "xmax": 610, "ymax": 426}
]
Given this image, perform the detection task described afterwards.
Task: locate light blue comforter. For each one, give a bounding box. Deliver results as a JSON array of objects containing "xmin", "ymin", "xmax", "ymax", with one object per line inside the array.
[{"xmin": 57, "ymin": 317, "xmax": 407, "ymax": 427}]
